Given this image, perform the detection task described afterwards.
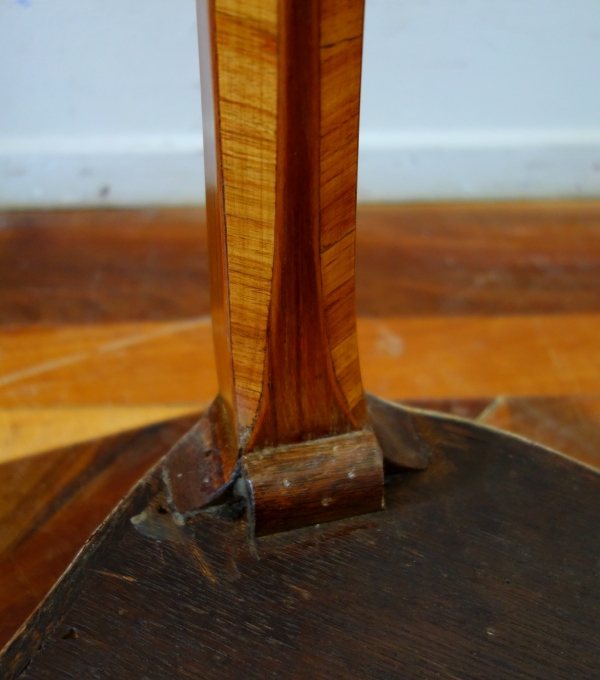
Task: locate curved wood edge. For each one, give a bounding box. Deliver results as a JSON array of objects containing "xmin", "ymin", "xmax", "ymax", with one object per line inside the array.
[
  {"xmin": 366, "ymin": 392, "xmax": 432, "ymax": 470},
  {"xmin": 163, "ymin": 391, "xmax": 432, "ymax": 521},
  {"xmin": 161, "ymin": 398, "xmax": 433, "ymax": 532},
  {"xmin": 162, "ymin": 396, "xmax": 238, "ymax": 515},
  {"xmin": 242, "ymin": 429, "xmax": 384, "ymax": 536},
  {"xmin": 402, "ymin": 401, "xmax": 600, "ymax": 476}
]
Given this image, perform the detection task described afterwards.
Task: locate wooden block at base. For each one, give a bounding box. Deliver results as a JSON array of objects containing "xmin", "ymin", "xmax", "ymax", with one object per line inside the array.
[{"xmin": 241, "ymin": 430, "xmax": 384, "ymax": 536}]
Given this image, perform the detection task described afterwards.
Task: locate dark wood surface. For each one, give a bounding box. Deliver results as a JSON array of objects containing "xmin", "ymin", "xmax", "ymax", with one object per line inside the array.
[
  {"xmin": 2, "ymin": 201, "xmax": 600, "ymax": 326},
  {"xmin": 163, "ymin": 397, "xmax": 238, "ymax": 515},
  {"xmin": 0, "ymin": 398, "xmax": 484, "ymax": 651},
  {"xmin": 1, "ymin": 409, "xmax": 598, "ymax": 679}
]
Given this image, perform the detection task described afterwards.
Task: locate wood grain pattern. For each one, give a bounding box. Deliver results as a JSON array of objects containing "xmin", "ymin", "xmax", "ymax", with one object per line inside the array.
[
  {"xmin": 319, "ymin": 0, "xmax": 365, "ymax": 417},
  {"xmin": 200, "ymin": 0, "xmax": 367, "ymax": 452},
  {"xmin": 242, "ymin": 429, "xmax": 383, "ymax": 536},
  {"xmin": 210, "ymin": 0, "xmax": 278, "ymax": 434},
  {"xmin": 198, "ymin": 0, "xmax": 237, "ymax": 437},
  {"xmin": 357, "ymin": 313, "xmax": 600, "ymax": 400},
  {"xmin": 192, "ymin": 0, "xmax": 380, "ymax": 533},
  {"xmin": 0, "ymin": 405, "xmax": 202, "ymax": 465},
  {"xmin": 2, "ymin": 410, "xmax": 599, "ymax": 678},
  {"xmin": 355, "ymin": 201, "xmax": 600, "ymax": 317},
  {"xmin": 248, "ymin": 0, "xmax": 364, "ymax": 449},
  {"xmin": 4, "ymin": 394, "xmax": 600, "ymax": 649},
  {"xmin": 3, "ymin": 200, "xmax": 600, "ymax": 650},
  {"xmin": 0, "ymin": 208, "xmax": 210, "ymax": 326},
  {"xmin": 163, "ymin": 396, "xmax": 238, "ymax": 514},
  {"xmin": 0, "ymin": 319, "xmax": 216, "ymax": 408}
]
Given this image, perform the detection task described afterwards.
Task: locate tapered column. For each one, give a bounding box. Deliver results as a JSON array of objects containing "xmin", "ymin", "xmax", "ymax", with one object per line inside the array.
[{"xmin": 200, "ymin": 0, "xmax": 367, "ymax": 451}]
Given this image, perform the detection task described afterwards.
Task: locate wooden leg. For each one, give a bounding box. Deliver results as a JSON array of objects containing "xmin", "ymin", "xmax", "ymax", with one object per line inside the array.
[{"xmin": 164, "ymin": 0, "xmax": 434, "ymax": 536}]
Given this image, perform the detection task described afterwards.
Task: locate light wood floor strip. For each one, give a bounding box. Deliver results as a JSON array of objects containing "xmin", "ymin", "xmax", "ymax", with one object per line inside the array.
[
  {"xmin": 2, "ymin": 313, "xmax": 600, "ymax": 461},
  {"xmin": 0, "ymin": 406, "xmax": 206, "ymax": 465},
  {"xmin": 1, "ymin": 314, "xmax": 598, "ymax": 405},
  {"xmin": 358, "ymin": 314, "xmax": 600, "ymax": 400}
]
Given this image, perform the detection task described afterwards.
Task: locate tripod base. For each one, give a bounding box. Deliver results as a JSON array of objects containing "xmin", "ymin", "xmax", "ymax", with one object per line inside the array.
[{"xmin": 2, "ymin": 407, "xmax": 599, "ymax": 679}]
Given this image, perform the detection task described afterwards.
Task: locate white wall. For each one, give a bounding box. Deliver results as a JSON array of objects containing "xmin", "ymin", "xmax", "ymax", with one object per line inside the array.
[{"xmin": 1, "ymin": 0, "xmax": 600, "ymax": 207}]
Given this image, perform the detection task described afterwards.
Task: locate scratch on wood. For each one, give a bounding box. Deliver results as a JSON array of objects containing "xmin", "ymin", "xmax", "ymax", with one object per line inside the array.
[
  {"xmin": 188, "ymin": 545, "xmax": 217, "ymax": 584},
  {"xmin": 92, "ymin": 571, "xmax": 137, "ymax": 583}
]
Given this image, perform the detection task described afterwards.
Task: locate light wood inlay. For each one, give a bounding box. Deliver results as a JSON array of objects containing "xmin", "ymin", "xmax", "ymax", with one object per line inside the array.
[
  {"xmin": 0, "ymin": 405, "xmax": 203, "ymax": 466},
  {"xmin": 319, "ymin": 0, "xmax": 365, "ymax": 417},
  {"xmin": 215, "ymin": 0, "xmax": 278, "ymax": 430}
]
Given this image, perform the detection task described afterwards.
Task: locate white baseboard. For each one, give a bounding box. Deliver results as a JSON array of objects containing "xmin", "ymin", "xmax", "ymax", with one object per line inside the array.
[
  {"xmin": 1, "ymin": 130, "xmax": 600, "ymax": 208},
  {"xmin": 358, "ymin": 129, "xmax": 600, "ymax": 202},
  {"xmin": 0, "ymin": 134, "xmax": 205, "ymax": 208}
]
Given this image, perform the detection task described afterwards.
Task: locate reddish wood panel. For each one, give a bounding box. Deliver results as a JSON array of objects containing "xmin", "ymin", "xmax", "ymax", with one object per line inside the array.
[
  {"xmin": 2, "ymin": 201, "xmax": 600, "ymax": 326},
  {"xmin": 248, "ymin": 0, "xmax": 366, "ymax": 448},
  {"xmin": 0, "ymin": 209, "xmax": 210, "ymax": 325},
  {"xmin": 355, "ymin": 201, "xmax": 600, "ymax": 317}
]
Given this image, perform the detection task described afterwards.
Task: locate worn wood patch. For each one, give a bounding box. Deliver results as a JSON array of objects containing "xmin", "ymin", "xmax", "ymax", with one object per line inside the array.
[
  {"xmin": 242, "ymin": 429, "xmax": 383, "ymax": 536},
  {"xmin": 162, "ymin": 397, "xmax": 238, "ymax": 515}
]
